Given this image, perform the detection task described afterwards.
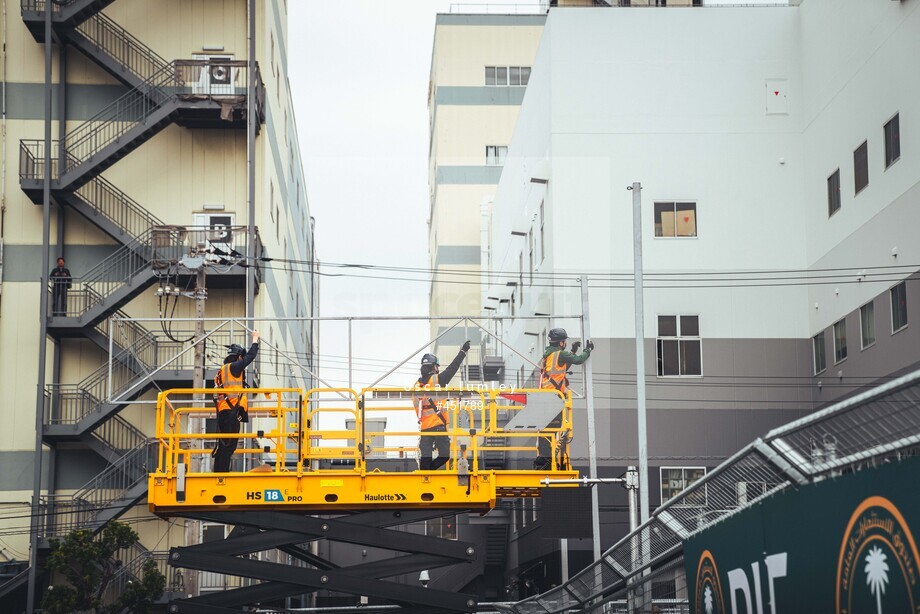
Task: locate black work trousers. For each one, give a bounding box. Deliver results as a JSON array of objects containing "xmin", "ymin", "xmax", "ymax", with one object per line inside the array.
[
  {"xmin": 419, "ymin": 423, "xmax": 450, "ymax": 470},
  {"xmin": 213, "ymin": 408, "xmax": 241, "ymax": 472},
  {"xmin": 52, "ymin": 288, "xmax": 67, "ymax": 317}
]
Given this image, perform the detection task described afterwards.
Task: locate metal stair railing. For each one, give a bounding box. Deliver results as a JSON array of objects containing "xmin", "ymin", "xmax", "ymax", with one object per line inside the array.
[
  {"xmin": 45, "ymin": 226, "xmax": 192, "ymax": 320},
  {"xmin": 72, "ymin": 439, "xmax": 155, "ymax": 511},
  {"xmin": 73, "ymin": 175, "xmax": 166, "ymax": 242},
  {"xmin": 37, "ymin": 440, "xmax": 155, "ymax": 538},
  {"xmin": 75, "ymin": 11, "xmax": 170, "ymax": 84},
  {"xmin": 89, "ymin": 414, "xmax": 147, "ymax": 457},
  {"xmin": 19, "ymin": 0, "xmax": 69, "ymax": 13},
  {"xmin": 95, "ymin": 309, "xmax": 159, "ymax": 362}
]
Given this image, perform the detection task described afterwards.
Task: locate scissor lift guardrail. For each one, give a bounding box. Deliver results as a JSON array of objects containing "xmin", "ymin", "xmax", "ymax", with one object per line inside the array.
[{"xmin": 148, "ymin": 386, "xmax": 579, "ymax": 514}]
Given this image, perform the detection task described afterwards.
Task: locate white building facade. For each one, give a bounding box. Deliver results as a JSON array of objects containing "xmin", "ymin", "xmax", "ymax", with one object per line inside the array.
[{"xmin": 488, "ymin": 0, "xmax": 920, "ymax": 572}]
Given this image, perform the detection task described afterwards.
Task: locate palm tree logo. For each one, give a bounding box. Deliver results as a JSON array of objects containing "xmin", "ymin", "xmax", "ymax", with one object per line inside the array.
[
  {"xmin": 865, "ymin": 545, "xmax": 889, "ymax": 614},
  {"xmin": 704, "ymin": 584, "xmax": 714, "ymax": 614}
]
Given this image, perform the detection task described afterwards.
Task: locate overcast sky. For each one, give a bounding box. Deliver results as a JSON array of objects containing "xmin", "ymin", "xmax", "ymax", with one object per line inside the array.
[
  {"xmin": 289, "ymin": 1, "xmax": 542, "ymax": 389},
  {"xmin": 288, "ymin": 0, "xmax": 783, "ymax": 389}
]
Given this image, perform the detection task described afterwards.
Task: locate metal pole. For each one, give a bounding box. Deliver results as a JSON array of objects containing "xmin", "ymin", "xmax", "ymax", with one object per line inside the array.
[
  {"xmin": 28, "ymin": 3, "xmax": 53, "ymax": 610},
  {"xmin": 347, "ymin": 318, "xmax": 352, "ymax": 390},
  {"xmin": 579, "ymin": 277, "xmax": 601, "ymax": 562},
  {"xmin": 560, "ymin": 538, "xmax": 569, "ymax": 584},
  {"xmin": 631, "ymin": 182, "xmax": 650, "ymax": 527},
  {"xmin": 245, "ymin": 0, "xmax": 256, "ymax": 328},
  {"xmin": 626, "ymin": 465, "xmax": 639, "ymax": 613},
  {"xmin": 107, "ymin": 316, "xmax": 114, "ymax": 400},
  {"xmin": 185, "ymin": 266, "xmax": 206, "ymax": 598}
]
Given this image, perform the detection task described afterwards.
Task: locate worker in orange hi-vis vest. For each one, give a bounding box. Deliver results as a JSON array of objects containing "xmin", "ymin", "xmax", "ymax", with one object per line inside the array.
[
  {"xmin": 536, "ymin": 328, "xmax": 592, "ymax": 470},
  {"xmin": 539, "ymin": 328, "xmax": 593, "ymax": 395},
  {"xmin": 413, "ymin": 341, "xmax": 470, "ymax": 470}
]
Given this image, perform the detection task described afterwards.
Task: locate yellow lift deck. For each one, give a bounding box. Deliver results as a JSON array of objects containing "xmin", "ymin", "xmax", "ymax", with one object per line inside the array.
[{"xmin": 148, "ymin": 385, "xmax": 579, "ymax": 515}]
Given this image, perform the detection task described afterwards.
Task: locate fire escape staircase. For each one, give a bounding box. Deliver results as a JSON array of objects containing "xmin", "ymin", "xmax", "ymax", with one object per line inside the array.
[{"xmin": 3, "ymin": 3, "xmax": 264, "ymax": 607}]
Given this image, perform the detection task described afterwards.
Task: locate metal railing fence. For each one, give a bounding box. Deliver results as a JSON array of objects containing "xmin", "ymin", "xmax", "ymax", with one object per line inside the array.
[
  {"xmin": 76, "ymin": 11, "xmax": 170, "ymax": 83},
  {"xmin": 505, "ymin": 366, "xmax": 920, "ymax": 613}
]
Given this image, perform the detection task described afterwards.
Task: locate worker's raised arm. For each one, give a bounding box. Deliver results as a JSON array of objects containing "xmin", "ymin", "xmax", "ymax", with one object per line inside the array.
[
  {"xmin": 437, "ymin": 340, "xmax": 471, "ymax": 385},
  {"xmin": 229, "ymin": 331, "xmax": 261, "ymax": 378}
]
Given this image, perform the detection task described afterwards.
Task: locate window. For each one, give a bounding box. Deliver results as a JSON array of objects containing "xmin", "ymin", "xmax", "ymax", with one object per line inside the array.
[
  {"xmin": 860, "ymin": 301, "xmax": 875, "ymax": 349},
  {"xmin": 827, "ymin": 169, "xmax": 841, "ymax": 217},
  {"xmin": 485, "ymin": 145, "xmax": 508, "ymax": 166},
  {"xmin": 813, "ymin": 331, "xmax": 826, "ymax": 375},
  {"xmin": 654, "ymin": 202, "xmax": 697, "ymax": 237},
  {"xmin": 891, "ymin": 281, "xmax": 908, "ymax": 333},
  {"xmin": 425, "ymin": 515, "xmax": 457, "ymax": 540},
  {"xmin": 518, "ymin": 253, "xmax": 524, "ymax": 305},
  {"xmin": 854, "ymin": 140, "xmax": 869, "ymax": 194},
  {"xmin": 528, "ymin": 230, "xmax": 534, "ymax": 285},
  {"xmin": 485, "ymin": 66, "xmax": 530, "ymax": 86},
  {"xmin": 539, "ymin": 200, "xmax": 545, "ymax": 263},
  {"xmin": 656, "ymin": 315, "xmax": 702, "ymax": 376},
  {"xmin": 660, "ymin": 467, "xmax": 706, "ymax": 506},
  {"xmin": 884, "ymin": 113, "xmax": 900, "ymax": 168},
  {"xmin": 833, "ymin": 319, "xmax": 847, "ymax": 363}
]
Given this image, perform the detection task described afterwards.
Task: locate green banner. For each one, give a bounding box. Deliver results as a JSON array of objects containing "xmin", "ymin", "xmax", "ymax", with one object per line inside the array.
[{"xmin": 684, "ymin": 456, "xmax": 920, "ymax": 614}]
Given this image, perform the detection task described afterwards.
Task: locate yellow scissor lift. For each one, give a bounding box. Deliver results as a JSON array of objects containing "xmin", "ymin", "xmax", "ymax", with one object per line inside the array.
[
  {"xmin": 148, "ymin": 385, "xmax": 578, "ymax": 514},
  {"xmin": 152, "ymin": 386, "xmax": 578, "ymax": 613}
]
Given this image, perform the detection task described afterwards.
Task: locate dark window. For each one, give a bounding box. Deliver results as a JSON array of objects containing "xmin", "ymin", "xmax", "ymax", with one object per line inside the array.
[
  {"xmin": 661, "ymin": 467, "xmax": 706, "ymax": 506},
  {"xmin": 813, "ymin": 331, "xmax": 826, "ymax": 374},
  {"xmin": 891, "ymin": 281, "xmax": 908, "ymax": 332},
  {"xmin": 885, "ymin": 113, "xmax": 900, "ymax": 168},
  {"xmin": 860, "ymin": 301, "xmax": 875, "ymax": 349},
  {"xmin": 425, "ymin": 515, "xmax": 457, "ymax": 540},
  {"xmin": 827, "ymin": 169, "xmax": 841, "ymax": 217},
  {"xmin": 854, "ymin": 140, "xmax": 869, "ymax": 194},
  {"xmin": 833, "ymin": 319, "xmax": 847, "ymax": 363},
  {"xmin": 657, "ymin": 315, "xmax": 701, "ymax": 376}
]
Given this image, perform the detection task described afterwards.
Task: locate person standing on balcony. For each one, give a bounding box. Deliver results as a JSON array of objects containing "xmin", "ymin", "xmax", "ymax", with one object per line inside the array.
[
  {"xmin": 413, "ymin": 341, "xmax": 470, "ymax": 470},
  {"xmin": 50, "ymin": 257, "xmax": 72, "ymax": 317},
  {"xmin": 212, "ymin": 330, "xmax": 260, "ymax": 472}
]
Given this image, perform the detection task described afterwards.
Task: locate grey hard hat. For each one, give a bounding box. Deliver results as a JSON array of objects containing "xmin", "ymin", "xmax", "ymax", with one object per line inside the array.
[
  {"xmin": 421, "ymin": 353, "xmax": 440, "ymax": 366},
  {"xmin": 548, "ymin": 328, "xmax": 568, "ymax": 342}
]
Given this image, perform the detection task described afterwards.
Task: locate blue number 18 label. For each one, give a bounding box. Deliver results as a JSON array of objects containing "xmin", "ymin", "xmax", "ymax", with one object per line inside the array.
[{"xmin": 264, "ymin": 489, "xmax": 284, "ymax": 501}]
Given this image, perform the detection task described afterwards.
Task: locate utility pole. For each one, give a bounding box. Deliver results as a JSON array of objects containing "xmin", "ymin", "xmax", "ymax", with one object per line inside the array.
[
  {"xmin": 630, "ymin": 182, "xmax": 650, "ymax": 529},
  {"xmin": 184, "ymin": 264, "xmax": 207, "ymax": 598},
  {"xmin": 580, "ymin": 277, "xmax": 601, "ymax": 562}
]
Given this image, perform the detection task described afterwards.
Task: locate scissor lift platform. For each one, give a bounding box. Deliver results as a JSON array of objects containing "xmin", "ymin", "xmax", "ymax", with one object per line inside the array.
[
  {"xmin": 149, "ymin": 468, "xmax": 577, "ymax": 514},
  {"xmin": 149, "ymin": 385, "xmax": 578, "ymax": 515}
]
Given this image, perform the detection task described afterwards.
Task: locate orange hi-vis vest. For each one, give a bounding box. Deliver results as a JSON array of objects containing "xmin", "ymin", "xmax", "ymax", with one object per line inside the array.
[
  {"xmin": 540, "ymin": 351, "xmax": 568, "ymax": 394},
  {"xmin": 414, "ymin": 374, "xmax": 449, "ymax": 431},
  {"xmin": 215, "ymin": 363, "xmax": 248, "ymax": 412}
]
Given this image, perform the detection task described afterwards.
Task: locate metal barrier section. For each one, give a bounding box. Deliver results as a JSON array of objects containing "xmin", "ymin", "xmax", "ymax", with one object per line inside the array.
[
  {"xmin": 501, "ymin": 367, "xmax": 920, "ymax": 614},
  {"xmin": 148, "ymin": 386, "xmax": 578, "ymax": 514}
]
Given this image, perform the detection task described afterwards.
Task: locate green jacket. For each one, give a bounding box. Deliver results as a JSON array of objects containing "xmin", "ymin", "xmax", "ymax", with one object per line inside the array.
[{"xmin": 541, "ymin": 344, "xmax": 591, "ymax": 368}]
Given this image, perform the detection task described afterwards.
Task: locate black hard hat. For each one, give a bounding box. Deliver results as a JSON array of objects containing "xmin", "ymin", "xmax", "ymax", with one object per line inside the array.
[
  {"xmin": 226, "ymin": 343, "xmax": 246, "ymax": 356},
  {"xmin": 421, "ymin": 353, "xmax": 440, "ymax": 367},
  {"xmin": 548, "ymin": 328, "xmax": 568, "ymax": 342}
]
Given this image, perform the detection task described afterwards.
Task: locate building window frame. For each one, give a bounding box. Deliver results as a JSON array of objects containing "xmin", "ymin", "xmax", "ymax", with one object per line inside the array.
[
  {"xmin": 653, "ymin": 201, "xmax": 697, "ymax": 238},
  {"xmin": 860, "ymin": 301, "xmax": 875, "ymax": 350},
  {"xmin": 425, "ymin": 515, "xmax": 458, "ymax": 540},
  {"xmin": 485, "ymin": 65, "xmax": 530, "ymax": 87},
  {"xmin": 827, "ymin": 169, "xmax": 841, "ymax": 217},
  {"xmin": 660, "ymin": 466, "xmax": 706, "ymax": 507},
  {"xmin": 485, "ymin": 145, "xmax": 508, "ymax": 166},
  {"xmin": 884, "ymin": 112, "xmax": 900, "ymax": 169},
  {"xmin": 656, "ymin": 314, "xmax": 702, "ymax": 377},
  {"xmin": 891, "ymin": 281, "xmax": 908, "ymax": 334},
  {"xmin": 833, "ymin": 318, "xmax": 847, "ymax": 364},
  {"xmin": 854, "ymin": 140, "xmax": 869, "ymax": 195},
  {"xmin": 813, "ymin": 331, "xmax": 826, "ymax": 375}
]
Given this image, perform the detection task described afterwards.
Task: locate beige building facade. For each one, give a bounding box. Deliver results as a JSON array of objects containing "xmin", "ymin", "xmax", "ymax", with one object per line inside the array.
[{"xmin": 0, "ymin": 0, "xmax": 313, "ymax": 608}]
